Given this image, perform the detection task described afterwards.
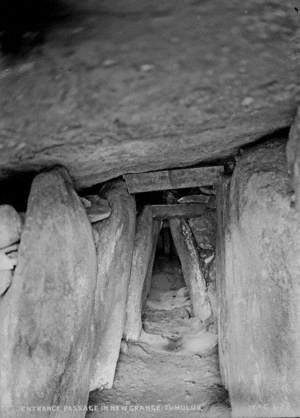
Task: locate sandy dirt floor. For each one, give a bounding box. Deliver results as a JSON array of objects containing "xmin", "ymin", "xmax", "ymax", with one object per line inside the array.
[{"xmin": 87, "ymin": 257, "xmax": 231, "ymax": 418}]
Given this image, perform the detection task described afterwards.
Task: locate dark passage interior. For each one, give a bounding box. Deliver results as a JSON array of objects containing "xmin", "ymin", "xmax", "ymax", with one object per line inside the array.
[
  {"xmin": 142, "ymin": 223, "xmax": 189, "ymax": 339},
  {"xmin": 88, "ymin": 190, "xmax": 230, "ymax": 417}
]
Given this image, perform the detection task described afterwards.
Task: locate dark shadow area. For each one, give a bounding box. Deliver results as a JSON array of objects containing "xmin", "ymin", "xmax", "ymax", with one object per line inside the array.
[
  {"xmin": 239, "ymin": 126, "xmax": 290, "ymax": 153},
  {"xmin": 142, "ymin": 222, "xmax": 187, "ymax": 337},
  {"xmin": 0, "ymin": 0, "xmax": 72, "ymax": 55},
  {"xmin": 0, "ymin": 171, "xmax": 36, "ymax": 211}
]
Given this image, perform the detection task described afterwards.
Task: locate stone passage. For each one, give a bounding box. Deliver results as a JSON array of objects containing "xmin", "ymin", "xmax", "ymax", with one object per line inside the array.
[
  {"xmin": 88, "ymin": 199, "xmax": 230, "ymax": 417},
  {"xmin": 0, "ymin": 131, "xmax": 299, "ymax": 418}
]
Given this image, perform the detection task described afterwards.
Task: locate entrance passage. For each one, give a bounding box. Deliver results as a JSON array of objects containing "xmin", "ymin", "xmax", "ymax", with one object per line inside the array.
[
  {"xmin": 141, "ymin": 221, "xmax": 216, "ymax": 355},
  {"xmin": 142, "ymin": 222, "xmax": 190, "ymax": 339},
  {"xmin": 88, "ymin": 218, "xmax": 231, "ymax": 418}
]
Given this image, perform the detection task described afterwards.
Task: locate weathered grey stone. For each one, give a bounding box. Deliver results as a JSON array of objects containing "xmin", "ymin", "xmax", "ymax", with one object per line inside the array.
[
  {"xmin": 216, "ymin": 177, "xmax": 231, "ymax": 389},
  {"xmin": 206, "ymin": 257, "xmax": 217, "ymax": 331},
  {"xmin": 81, "ymin": 195, "xmax": 111, "ymax": 223},
  {"xmin": 286, "ymin": 107, "xmax": 300, "ymax": 210},
  {"xmin": 0, "ymin": 205, "xmax": 22, "ymax": 249},
  {"xmin": 0, "ymin": 250, "xmax": 17, "ymax": 271},
  {"xmin": 0, "ymin": 270, "xmax": 12, "ymax": 296},
  {"xmin": 188, "ymin": 211, "xmax": 217, "ymax": 251},
  {"xmin": 0, "ymin": 0, "xmax": 296, "ymax": 188},
  {"xmin": 124, "ymin": 208, "xmax": 159, "ymax": 342},
  {"xmin": 0, "ymin": 244, "xmax": 19, "ymax": 297},
  {"xmin": 178, "ymin": 195, "xmax": 210, "ymax": 204},
  {"xmin": 90, "ymin": 180, "xmax": 136, "ymax": 391},
  {"xmin": 169, "ymin": 218, "xmax": 211, "ymax": 321},
  {"xmin": 188, "ymin": 209, "xmax": 217, "ymax": 331},
  {"xmin": 219, "ymin": 141, "xmax": 300, "ymax": 417},
  {"xmin": 0, "ymin": 167, "xmax": 97, "ymax": 418},
  {"xmin": 142, "ymin": 219, "xmax": 161, "ymax": 309}
]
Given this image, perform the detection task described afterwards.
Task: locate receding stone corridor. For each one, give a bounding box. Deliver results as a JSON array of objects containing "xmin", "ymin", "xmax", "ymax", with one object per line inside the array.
[
  {"xmin": 88, "ymin": 236, "xmax": 230, "ymax": 418},
  {"xmin": 0, "ymin": 132, "xmax": 300, "ymax": 418}
]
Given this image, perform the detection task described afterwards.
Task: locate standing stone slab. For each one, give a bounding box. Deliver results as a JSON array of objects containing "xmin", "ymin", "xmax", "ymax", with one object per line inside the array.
[
  {"xmin": 215, "ymin": 177, "xmax": 231, "ymax": 389},
  {"xmin": 286, "ymin": 107, "xmax": 300, "ymax": 211},
  {"xmin": 224, "ymin": 141, "xmax": 300, "ymax": 417},
  {"xmin": 169, "ymin": 218, "xmax": 211, "ymax": 321},
  {"xmin": 188, "ymin": 209, "xmax": 218, "ymax": 334},
  {"xmin": 90, "ymin": 180, "xmax": 136, "ymax": 390},
  {"xmin": 0, "ymin": 167, "xmax": 97, "ymax": 418},
  {"xmin": 188, "ymin": 210, "xmax": 217, "ymax": 251},
  {"xmin": 142, "ymin": 219, "xmax": 162, "ymax": 309},
  {"xmin": 124, "ymin": 209, "xmax": 160, "ymax": 342}
]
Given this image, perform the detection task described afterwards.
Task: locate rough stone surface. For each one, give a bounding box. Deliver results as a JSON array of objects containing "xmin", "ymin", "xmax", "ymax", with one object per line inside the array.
[
  {"xmin": 286, "ymin": 107, "xmax": 300, "ymax": 210},
  {"xmin": 219, "ymin": 140, "xmax": 300, "ymax": 417},
  {"xmin": 215, "ymin": 177, "xmax": 231, "ymax": 389},
  {"xmin": 170, "ymin": 218, "xmax": 211, "ymax": 321},
  {"xmin": 124, "ymin": 207, "xmax": 157, "ymax": 342},
  {"xmin": 88, "ymin": 271, "xmax": 229, "ymax": 417},
  {"xmin": 188, "ymin": 208, "xmax": 217, "ymax": 331},
  {"xmin": 141, "ymin": 219, "xmax": 161, "ymax": 308},
  {"xmin": 0, "ymin": 270, "xmax": 12, "ymax": 296},
  {"xmin": 82, "ymin": 194, "xmax": 111, "ymax": 223},
  {"xmin": 189, "ymin": 210, "xmax": 217, "ymax": 251},
  {"xmin": 0, "ymin": 205, "xmax": 22, "ymax": 249},
  {"xmin": 90, "ymin": 180, "xmax": 136, "ymax": 391},
  {"xmin": 0, "ymin": 167, "xmax": 97, "ymax": 418},
  {"xmin": 0, "ymin": 0, "xmax": 297, "ymax": 188},
  {"xmin": 0, "ymin": 249, "xmax": 17, "ymax": 271}
]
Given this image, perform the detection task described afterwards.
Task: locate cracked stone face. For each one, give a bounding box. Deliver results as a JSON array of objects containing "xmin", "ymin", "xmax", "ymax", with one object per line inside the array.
[{"xmin": 0, "ymin": 0, "xmax": 297, "ymax": 188}]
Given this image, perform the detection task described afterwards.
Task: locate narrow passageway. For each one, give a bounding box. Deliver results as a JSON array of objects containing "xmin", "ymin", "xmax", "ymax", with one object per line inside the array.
[{"xmin": 88, "ymin": 223, "xmax": 231, "ymax": 418}]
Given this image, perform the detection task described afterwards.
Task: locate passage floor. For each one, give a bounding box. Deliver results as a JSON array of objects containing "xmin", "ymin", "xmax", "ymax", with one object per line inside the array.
[{"xmin": 88, "ymin": 256, "xmax": 230, "ymax": 418}]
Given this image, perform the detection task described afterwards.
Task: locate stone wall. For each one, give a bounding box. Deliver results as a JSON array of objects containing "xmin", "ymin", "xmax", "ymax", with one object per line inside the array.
[
  {"xmin": 217, "ymin": 140, "xmax": 300, "ymax": 417},
  {"xmin": 0, "ymin": 167, "xmax": 98, "ymax": 418},
  {"xmin": 90, "ymin": 180, "xmax": 136, "ymax": 390},
  {"xmin": 189, "ymin": 208, "xmax": 217, "ymax": 329}
]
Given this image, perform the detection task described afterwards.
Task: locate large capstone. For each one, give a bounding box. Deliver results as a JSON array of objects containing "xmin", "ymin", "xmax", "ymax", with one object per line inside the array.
[
  {"xmin": 90, "ymin": 180, "xmax": 136, "ymax": 391},
  {"xmin": 217, "ymin": 140, "xmax": 300, "ymax": 417},
  {"xmin": 0, "ymin": 167, "xmax": 97, "ymax": 418}
]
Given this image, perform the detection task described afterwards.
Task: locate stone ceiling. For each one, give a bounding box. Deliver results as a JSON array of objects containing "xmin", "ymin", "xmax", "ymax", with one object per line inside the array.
[{"xmin": 0, "ymin": 0, "xmax": 298, "ymax": 189}]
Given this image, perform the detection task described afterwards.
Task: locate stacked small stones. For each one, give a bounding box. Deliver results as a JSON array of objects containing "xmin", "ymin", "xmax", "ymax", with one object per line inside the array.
[{"xmin": 80, "ymin": 195, "xmax": 111, "ymax": 224}]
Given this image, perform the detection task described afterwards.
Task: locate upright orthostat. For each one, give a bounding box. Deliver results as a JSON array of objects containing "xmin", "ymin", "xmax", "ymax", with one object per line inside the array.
[
  {"xmin": 0, "ymin": 167, "xmax": 97, "ymax": 418},
  {"xmin": 124, "ymin": 207, "xmax": 161, "ymax": 342},
  {"xmin": 218, "ymin": 141, "xmax": 300, "ymax": 417},
  {"xmin": 90, "ymin": 180, "xmax": 136, "ymax": 391},
  {"xmin": 169, "ymin": 217, "xmax": 212, "ymax": 321}
]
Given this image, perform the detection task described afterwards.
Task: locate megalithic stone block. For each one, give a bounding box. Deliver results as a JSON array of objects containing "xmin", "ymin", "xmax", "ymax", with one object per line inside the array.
[
  {"xmin": 0, "ymin": 166, "xmax": 97, "ymax": 418},
  {"xmin": 124, "ymin": 208, "xmax": 160, "ymax": 342},
  {"xmin": 215, "ymin": 177, "xmax": 231, "ymax": 389},
  {"xmin": 169, "ymin": 217, "xmax": 211, "ymax": 321},
  {"xmin": 90, "ymin": 180, "xmax": 136, "ymax": 391},
  {"xmin": 142, "ymin": 219, "xmax": 162, "ymax": 308},
  {"xmin": 223, "ymin": 141, "xmax": 300, "ymax": 417},
  {"xmin": 286, "ymin": 107, "xmax": 300, "ymax": 211}
]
